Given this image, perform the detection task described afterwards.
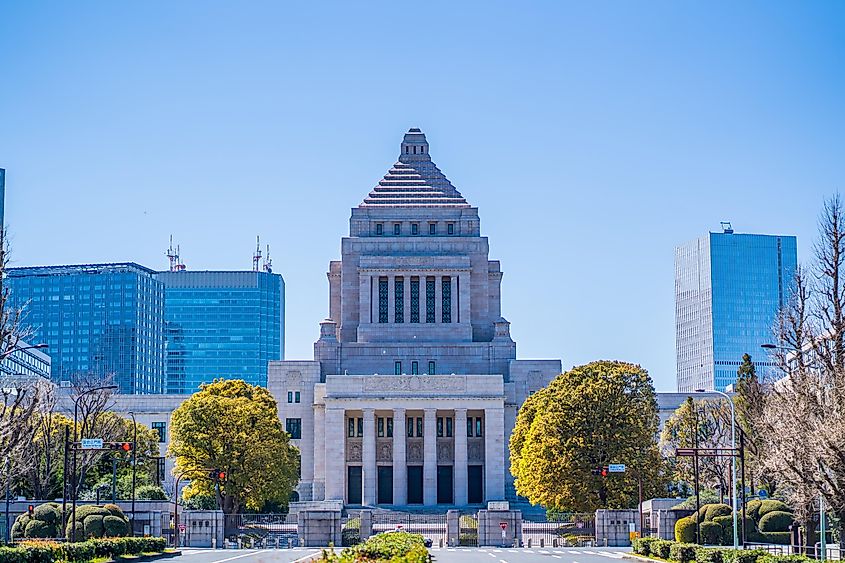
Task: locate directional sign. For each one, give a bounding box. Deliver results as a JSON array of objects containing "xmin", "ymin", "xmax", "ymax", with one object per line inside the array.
[
  {"xmin": 608, "ymin": 464, "xmax": 626, "ymax": 473},
  {"xmin": 676, "ymin": 447, "xmax": 739, "ymax": 458},
  {"xmin": 81, "ymin": 438, "xmax": 104, "ymax": 450}
]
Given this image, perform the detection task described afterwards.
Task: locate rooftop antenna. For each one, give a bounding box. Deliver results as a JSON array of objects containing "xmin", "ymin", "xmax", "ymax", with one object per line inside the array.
[
  {"xmin": 720, "ymin": 221, "xmax": 734, "ymax": 234},
  {"xmin": 263, "ymin": 244, "xmax": 273, "ymax": 273},
  {"xmin": 166, "ymin": 236, "xmax": 187, "ymax": 272},
  {"xmin": 253, "ymin": 236, "xmax": 262, "ymax": 272}
]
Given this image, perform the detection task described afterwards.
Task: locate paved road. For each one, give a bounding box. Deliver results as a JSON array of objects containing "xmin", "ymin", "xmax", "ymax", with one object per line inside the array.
[{"xmin": 170, "ymin": 546, "xmax": 631, "ymax": 563}]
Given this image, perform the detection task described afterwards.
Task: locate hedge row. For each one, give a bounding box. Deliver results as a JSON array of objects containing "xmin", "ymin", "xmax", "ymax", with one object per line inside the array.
[
  {"xmin": 0, "ymin": 537, "xmax": 167, "ymax": 563},
  {"xmin": 322, "ymin": 531, "xmax": 430, "ymax": 563},
  {"xmin": 632, "ymin": 537, "xmax": 809, "ymax": 563}
]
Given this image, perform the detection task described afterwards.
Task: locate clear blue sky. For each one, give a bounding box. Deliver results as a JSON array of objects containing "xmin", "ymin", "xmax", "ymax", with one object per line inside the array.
[{"xmin": 1, "ymin": 2, "xmax": 843, "ymax": 391}]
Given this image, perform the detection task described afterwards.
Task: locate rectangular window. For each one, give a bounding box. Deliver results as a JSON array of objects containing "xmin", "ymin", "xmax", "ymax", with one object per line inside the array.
[
  {"xmin": 156, "ymin": 457, "xmax": 166, "ymax": 484},
  {"xmin": 416, "ymin": 417, "xmax": 423, "ymax": 438},
  {"xmin": 410, "ymin": 277, "xmax": 420, "ymax": 323},
  {"xmin": 467, "ymin": 417, "xmax": 473, "ymax": 437},
  {"xmin": 394, "ymin": 277, "xmax": 404, "ymax": 323},
  {"xmin": 357, "ymin": 418, "xmax": 364, "ymax": 437},
  {"xmin": 378, "ymin": 417, "xmax": 385, "ymax": 437},
  {"xmin": 475, "ymin": 418, "xmax": 483, "ymax": 437},
  {"xmin": 295, "ymin": 391, "xmax": 301, "ymax": 403},
  {"xmin": 447, "ymin": 223, "xmax": 455, "ymax": 235},
  {"xmin": 395, "ymin": 361, "xmax": 402, "ymax": 375},
  {"xmin": 411, "ymin": 361, "xmax": 419, "ymax": 375},
  {"xmin": 428, "ymin": 361, "xmax": 436, "ymax": 375},
  {"xmin": 429, "ymin": 223, "xmax": 436, "ymax": 235},
  {"xmin": 393, "ymin": 223, "xmax": 401, "ymax": 235},
  {"xmin": 151, "ymin": 422, "xmax": 166, "ymax": 443},
  {"xmin": 348, "ymin": 418, "xmax": 355, "ymax": 437},
  {"xmin": 376, "ymin": 223, "xmax": 383, "ymax": 235},
  {"xmin": 287, "ymin": 391, "xmax": 293, "ymax": 403},
  {"xmin": 446, "ymin": 417, "xmax": 453, "ymax": 437},
  {"xmin": 442, "ymin": 276, "xmax": 451, "ymax": 323},
  {"xmin": 412, "ymin": 223, "xmax": 419, "ymax": 235},
  {"xmin": 426, "ymin": 277, "xmax": 436, "ymax": 323},
  {"xmin": 378, "ymin": 277, "xmax": 389, "ymax": 323},
  {"xmin": 387, "ymin": 417, "xmax": 393, "ymax": 438},
  {"xmin": 285, "ymin": 418, "xmax": 302, "ymax": 439},
  {"xmin": 407, "ymin": 417, "xmax": 414, "ymax": 437},
  {"xmin": 437, "ymin": 417, "xmax": 444, "ymax": 437}
]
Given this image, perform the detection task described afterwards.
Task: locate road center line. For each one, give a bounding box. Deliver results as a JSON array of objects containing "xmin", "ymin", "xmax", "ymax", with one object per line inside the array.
[{"xmin": 208, "ymin": 551, "xmax": 263, "ymax": 563}]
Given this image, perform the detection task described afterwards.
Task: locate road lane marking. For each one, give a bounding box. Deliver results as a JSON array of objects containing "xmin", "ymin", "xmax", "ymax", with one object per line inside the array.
[
  {"xmin": 488, "ymin": 553, "xmax": 497, "ymax": 558},
  {"xmin": 569, "ymin": 550, "xmax": 581, "ymax": 554},
  {"xmin": 209, "ymin": 551, "xmax": 262, "ymax": 563},
  {"xmin": 552, "ymin": 556, "xmax": 562, "ymax": 559},
  {"xmin": 500, "ymin": 559, "xmax": 509, "ymax": 563}
]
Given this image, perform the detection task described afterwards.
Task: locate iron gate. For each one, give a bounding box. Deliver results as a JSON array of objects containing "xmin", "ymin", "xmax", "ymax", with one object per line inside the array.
[
  {"xmin": 224, "ymin": 513, "xmax": 299, "ymax": 548},
  {"xmin": 521, "ymin": 513, "xmax": 595, "ymax": 548},
  {"xmin": 372, "ymin": 512, "xmax": 447, "ymax": 546}
]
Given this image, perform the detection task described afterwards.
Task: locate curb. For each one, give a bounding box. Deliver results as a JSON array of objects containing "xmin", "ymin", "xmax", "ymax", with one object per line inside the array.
[{"xmin": 112, "ymin": 551, "xmax": 182, "ymax": 562}]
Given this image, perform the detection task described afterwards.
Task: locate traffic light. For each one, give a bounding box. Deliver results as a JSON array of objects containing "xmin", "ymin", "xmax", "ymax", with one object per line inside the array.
[
  {"xmin": 111, "ymin": 442, "xmax": 132, "ymax": 452},
  {"xmin": 217, "ymin": 471, "xmax": 226, "ymax": 481},
  {"xmin": 209, "ymin": 469, "xmax": 226, "ymax": 482},
  {"xmin": 591, "ymin": 466, "xmax": 609, "ymax": 477},
  {"xmin": 27, "ymin": 505, "xmax": 34, "ymax": 516},
  {"xmin": 601, "ymin": 466, "xmax": 608, "ymax": 477}
]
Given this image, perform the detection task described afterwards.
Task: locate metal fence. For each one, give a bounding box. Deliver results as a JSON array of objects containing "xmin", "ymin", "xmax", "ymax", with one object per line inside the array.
[
  {"xmin": 372, "ymin": 512, "xmax": 448, "ymax": 546},
  {"xmin": 521, "ymin": 513, "xmax": 595, "ymax": 548},
  {"xmin": 223, "ymin": 513, "xmax": 299, "ymax": 548}
]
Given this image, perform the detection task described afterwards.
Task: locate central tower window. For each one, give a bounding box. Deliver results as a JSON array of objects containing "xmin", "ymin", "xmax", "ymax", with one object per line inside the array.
[
  {"xmin": 410, "ymin": 277, "xmax": 420, "ymax": 323},
  {"xmin": 425, "ymin": 277, "xmax": 436, "ymax": 323},
  {"xmin": 442, "ymin": 276, "xmax": 451, "ymax": 323},
  {"xmin": 378, "ymin": 277, "xmax": 388, "ymax": 323},
  {"xmin": 394, "ymin": 277, "xmax": 404, "ymax": 323}
]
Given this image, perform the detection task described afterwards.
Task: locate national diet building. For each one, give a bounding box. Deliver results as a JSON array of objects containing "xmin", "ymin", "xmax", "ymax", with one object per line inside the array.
[{"xmin": 270, "ymin": 129, "xmax": 561, "ymax": 508}]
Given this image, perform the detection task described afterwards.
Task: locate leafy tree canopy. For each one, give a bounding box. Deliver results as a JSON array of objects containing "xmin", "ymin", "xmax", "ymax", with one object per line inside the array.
[
  {"xmin": 510, "ymin": 360, "xmax": 667, "ymax": 512},
  {"xmin": 168, "ymin": 379, "xmax": 299, "ymax": 513}
]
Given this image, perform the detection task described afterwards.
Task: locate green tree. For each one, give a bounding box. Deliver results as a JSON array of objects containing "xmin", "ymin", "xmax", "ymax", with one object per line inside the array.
[
  {"xmin": 510, "ymin": 360, "xmax": 667, "ymax": 512},
  {"xmin": 734, "ymin": 353, "xmax": 775, "ymax": 495},
  {"xmin": 168, "ymin": 379, "xmax": 299, "ymax": 514}
]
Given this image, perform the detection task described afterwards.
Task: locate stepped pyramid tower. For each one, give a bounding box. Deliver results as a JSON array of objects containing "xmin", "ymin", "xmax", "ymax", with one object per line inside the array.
[{"xmin": 269, "ymin": 129, "xmax": 561, "ymax": 508}]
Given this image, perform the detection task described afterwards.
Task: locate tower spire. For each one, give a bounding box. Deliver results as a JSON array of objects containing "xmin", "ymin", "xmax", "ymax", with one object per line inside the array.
[{"xmin": 253, "ymin": 236, "xmax": 262, "ymax": 272}]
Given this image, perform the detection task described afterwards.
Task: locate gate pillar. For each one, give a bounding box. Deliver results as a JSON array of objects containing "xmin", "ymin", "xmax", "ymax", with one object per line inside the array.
[{"xmin": 446, "ymin": 510, "xmax": 461, "ymax": 547}]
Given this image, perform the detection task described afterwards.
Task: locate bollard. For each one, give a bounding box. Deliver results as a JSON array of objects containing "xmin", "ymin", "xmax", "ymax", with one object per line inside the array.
[
  {"xmin": 527, "ymin": 539, "xmax": 532, "ymax": 548},
  {"xmin": 237, "ymin": 538, "xmax": 242, "ymax": 549},
  {"xmin": 540, "ymin": 538, "xmax": 545, "ymax": 548},
  {"xmin": 553, "ymin": 539, "xmax": 558, "ymax": 548}
]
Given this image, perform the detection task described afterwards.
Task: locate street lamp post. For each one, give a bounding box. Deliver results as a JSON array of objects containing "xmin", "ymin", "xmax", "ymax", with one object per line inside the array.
[
  {"xmin": 128, "ymin": 411, "xmax": 138, "ymax": 537},
  {"xmin": 696, "ymin": 388, "xmax": 738, "ymax": 550},
  {"xmin": 70, "ymin": 384, "xmax": 118, "ymax": 542}
]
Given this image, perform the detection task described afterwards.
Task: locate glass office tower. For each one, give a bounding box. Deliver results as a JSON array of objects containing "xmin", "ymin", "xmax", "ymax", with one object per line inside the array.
[
  {"xmin": 156, "ymin": 270, "xmax": 284, "ymax": 394},
  {"xmin": 7, "ymin": 263, "xmax": 165, "ymax": 393},
  {"xmin": 675, "ymin": 227, "xmax": 797, "ymax": 393}
]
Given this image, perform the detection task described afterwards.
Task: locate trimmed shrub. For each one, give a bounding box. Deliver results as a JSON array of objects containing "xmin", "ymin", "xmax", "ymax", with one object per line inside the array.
[
  {"xmin": 676, "ymin": 517, "xmax": 697, "ymax": 543},
  {"xmin": 633, "ymin": 537, "xmax": 661, "ymax": 556},
  {"xmin": 102, "ymin": 503, "xmax": 125, "ymax": 518},
  {"xmin": 670, "ymin": 543, "xmax": 698, "ymax": 563},
  {"xmin": 33, "ymin": 503, "xmax": 61, "ymax": 525},
  {"xmin": 705, "ymin": 504, "xmax": 733, "ymax": 522},
  {"xmin": 83, "ymin": 514, "xmax": 105, "ymax": 538},
  {"xmin": 103, "ymin": 514, "xmax": 129, "ymax": 537},
  {"xmin": 73, "ymin": 505, "xmax": 109, "ymax": 520},
  {"xmin": 654, "ymin": 540, "xmax": 674, "ymax": 559},
  {"xmin": 340, "ymin": 531, "xmax": 428, "ymax": 562},
  {"xmin": 758, "ymin": 556, "xmax": 811, "ymax": 563},
  {"xmin": 64, "ymin": 520, "xmax": 84, "ymax": 540},
  {"xmin": 16, "ymin": 541, "xmax": 60, "ymax": 563},
  {"xmin": 730, "ymin": 549, "xmax": 769, "ymax": 563},
  {"xmin": 136, "ymin": 483, "xmax": 168, "ymax": 500},
  {"xmin": 696, "ymin": 548, "xmax": 729, "ymax": 563},
  {"xmin": 712, "ymin": 516, "xmax": 733, "ymax": 545},
  {"xmin": 761, "ymin": 532, "xmax": 791, "ymax": 545},
  {"xmin": 746, "ymin": 500, "xmax": 763, "ymax": 521},
  {"xmin": 700, "ymin": 522, "xmax": 722, "ymax": 545},
  {"xmin": 60, "ymin": 540, "xmax": 97, "ymax": 563},
  {"xmin": 757, "ymin": 500, "xmax": 790, "ymax": 518},
  {"xmin": 0, "ymin": 546, "xmax": 28, "ymax": 563},
  {"xmin": 759, "ymin": 511, "xmax": 793, "ymax": 533}
]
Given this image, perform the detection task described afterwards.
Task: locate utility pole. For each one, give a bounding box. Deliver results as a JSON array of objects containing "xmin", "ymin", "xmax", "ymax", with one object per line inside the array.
[
  {"xmin": 61, "ymin": 426, "xmax": 69, "ymax": 534},
  {"xmin": 111, "ymin": 455, "xmax": 117, "ymax": 503},
  {"xmin": 4, "ymin": 456, "xmax": 10, "ymax": 543},
  {"xmin": 693, "ymin": 405, "xmax": 701, "ymax": 545}
]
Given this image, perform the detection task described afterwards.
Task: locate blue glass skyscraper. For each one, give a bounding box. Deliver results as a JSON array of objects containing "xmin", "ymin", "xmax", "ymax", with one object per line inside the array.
[
  {"xmin": 675, "ymin": 226, "xmax": 798, "ymax": 392},
  {"xmin": 156, "ymin": 270, "xmax": 284, "ymax": 394},
  {"xmin": 7, "ymin": 263, "xmax": 165, "ymax": 393}
]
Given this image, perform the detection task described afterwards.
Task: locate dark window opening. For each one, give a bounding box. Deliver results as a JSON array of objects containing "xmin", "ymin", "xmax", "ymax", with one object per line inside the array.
[
  {"xmin": 378, "ymin": 277, "xmax": 388, "ymax": 323},
  {"xmin": 428, "ymin": 360, "xmax": 436, "ymax": 375},
  {"xmin": 394, "ymin": 223, "xmax": 401, "ymax": 235},
  {"xmin": 442, "ymin": 276, "xmax": 451, "ymax": 323},
  {"xmin": 357, "ymin": 417, "xmax": 364, "ymax": 437},
  {"xmin": 412, "ymin": 224, "xmax": 419, "ymax": 235},
  {"xmin": 394, "ymin": 277, "xmax": 404, "ymax": 323},
  {"xmin": 286, "ymin": 418, "xmax": 302, "ymax": 439},
  {"xmin": 410, "ymin": 277, "xmax": 420, "ymax": 323},
  {"xmin": 437, "ymin": 417, "xmax": 444, "ymax": 437},
  {"xmin": 387, "ymin": 417, "xmax": 393, "ymax": 438},
  {"xmin": 378, "ymin": 417, "xmax": 385, "ymax": 437},
  {"xmin": 429, "ymin": 223, "xmax": 436, "ymax": 235},
  {"xmin": 416, "ymin": 417, "xmax": 423, "ymax": 437},
  {"xmin": 411, "ymin": 360, "xmax": 419, "ymax": 375},
  {"xmin": 407, "ymin": 417, "xmax": 414, "ymax": 437},
  {"xmin": 395, "ymin": 361, "xmax": 402, "ymax": 375},
  {"xmin": 446, "ymin": 417, "xmax": 453, "ymax": 437},
  {"xmin": 425, "ymin": 277, "xmax": 435, "ymax": 323},
  {"xmin": 376, "ymin": 223, "xmax": 383, "ymax": 235},
  {"xmin": 447, "ymin": 223, "xmax": 454, "ymax": 235}
]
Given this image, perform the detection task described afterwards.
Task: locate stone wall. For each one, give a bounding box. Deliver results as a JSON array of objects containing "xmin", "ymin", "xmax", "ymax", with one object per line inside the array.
[{"xmin": 596, "ymin": 509, "xmax": 640, "ymax": 547}]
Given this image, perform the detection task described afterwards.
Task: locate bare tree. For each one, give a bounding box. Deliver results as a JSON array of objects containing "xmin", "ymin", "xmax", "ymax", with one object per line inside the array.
[{"xmin": 66, "ymin": 373, "xmax": 119, "ymax": 496}]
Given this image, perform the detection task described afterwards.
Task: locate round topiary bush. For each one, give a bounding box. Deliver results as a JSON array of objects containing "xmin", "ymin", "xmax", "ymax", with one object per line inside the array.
[
  {"xmin": 24, "ymin": 519, "xmax": 53, "ymax": 538},
  {"xmin": 705, "ymin": 504, "xmax": 732, "ymax": 521},
  {"xmin": 746, "ymin": 499, "xmax": 762, "ymax": 520},
  {"xmin": 676, "ymin": 516, "xmax": 696, "ymax": 543},
  {"xmin": 102, "ymin": 503, "xmax": 126, "ymax": 518},
  {"xmin": 103, "ymin": 515, "xmax": 129, "ymax": 537},
  {"xmin": 712, "ymin": 515, "xmax": 733, "ymax": 545},
  {"xmin": 83, "ymin": 515, "xmax": 105, "ymax": 538},
  {"xmin": 33, "ymin": 503, "xmax": 61, "ymax": 525},
  {"xmin": 700, "ymin": 521, "xmax": 722, "ymax": 545},
  {"xmin": 759, "ymin": 511, "xmax": 793, "ymax": 533},
  {"xmin": 757, "ymin": 500, "xmax": 790, "ymax": 518}
]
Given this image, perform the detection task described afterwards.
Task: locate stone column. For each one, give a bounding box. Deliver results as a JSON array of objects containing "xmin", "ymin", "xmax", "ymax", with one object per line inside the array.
[
  {"xmin": 363, "ymin": 408, "xmax": 377, "ymax": 505},
  {"xmin": 458, "ymin": 273, "xmax": 470, "ymax": 325},
  {"xmin": 324, "ymin": 408, "xmax": 345, "ymax": 501},
  {"xmin": 393, "ymin": 408, "xmax": 407, "ymax": 505},
  {"xmin": 484, "ymin": 407, "xmax": 505, "ymax": 501},
  {"xmin": 423, "ymin": 408, "xmax": 437, "ymax": 505},
  {"xmin": 313, "ymin": 404, "xmax": 326, "ymax": 500},
  {"xmin": 454, "ymin": 408, "xmax": 468, "ymax": 505},
  {"xmin": 359, "ymin": 275, "xmax": 371, "ymax": 325}
]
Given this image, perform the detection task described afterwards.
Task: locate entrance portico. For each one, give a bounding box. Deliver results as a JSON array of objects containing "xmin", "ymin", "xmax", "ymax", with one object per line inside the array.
[{"xmin": 317, "ymin": 374, "xmax": 505, "ymax": 507}]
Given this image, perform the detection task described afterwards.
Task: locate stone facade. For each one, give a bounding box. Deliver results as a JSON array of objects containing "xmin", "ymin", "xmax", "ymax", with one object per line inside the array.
[{"xmin": 272, "ymin": 129, "xmax": 561, "ymax": 508}]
